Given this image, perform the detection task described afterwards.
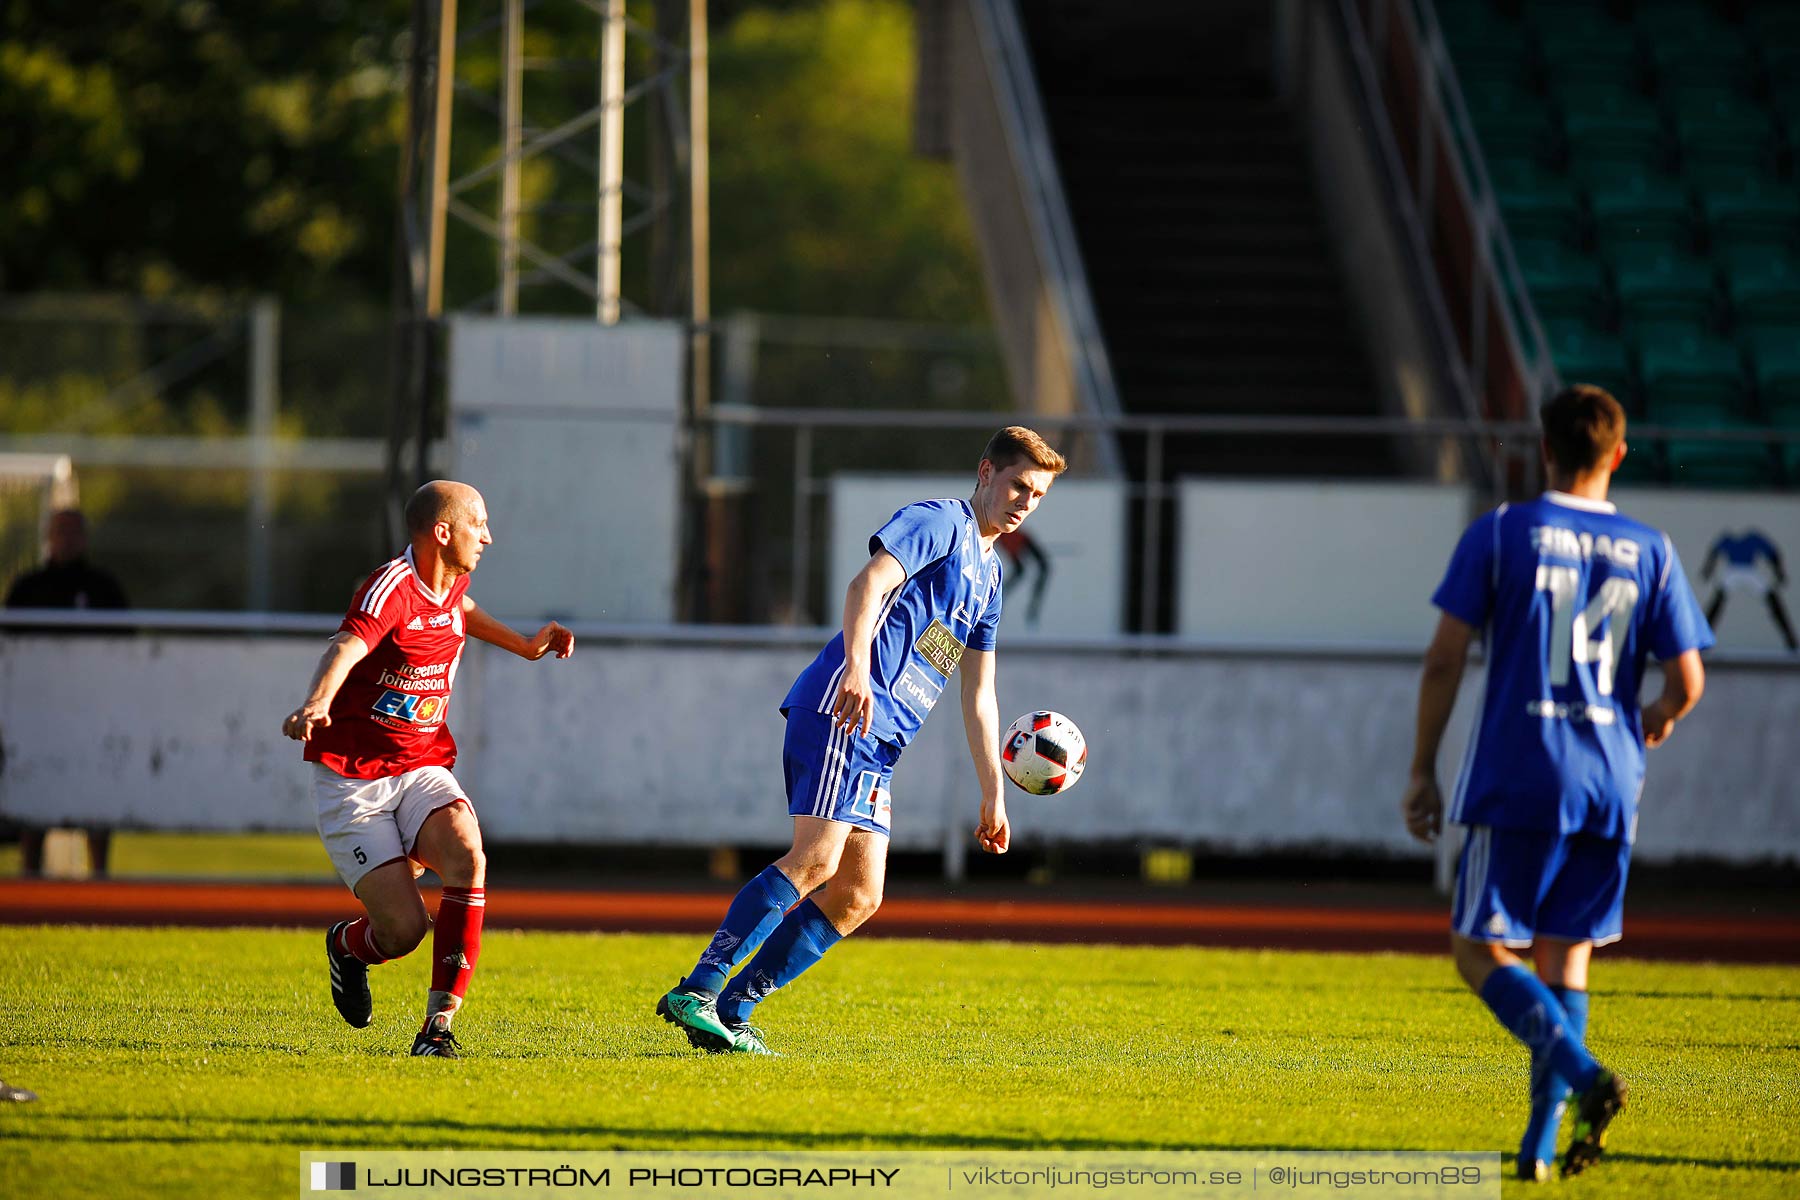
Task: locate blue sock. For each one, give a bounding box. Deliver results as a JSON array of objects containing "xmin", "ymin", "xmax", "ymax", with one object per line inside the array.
[
  {"xmin": 1480, "ymin": 966, "xmax": 1600, "ymax": 1095},
  {"xmin": 682, "ymin": 865, "xmax": 801, "ymax": 995},
  {"xmin": 1521, "ymin": 985, "xmax": 1591, "ymax": 1167},
  {"xmin": 716, "ymin": 898, "xmax": 842, "ymax": 1026}
]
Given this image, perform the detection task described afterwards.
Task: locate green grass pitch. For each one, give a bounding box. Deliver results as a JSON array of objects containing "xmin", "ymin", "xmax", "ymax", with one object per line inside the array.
[{"xmin": 1, "ymin": 927, "xmax": 1795, "ymax": 1198}]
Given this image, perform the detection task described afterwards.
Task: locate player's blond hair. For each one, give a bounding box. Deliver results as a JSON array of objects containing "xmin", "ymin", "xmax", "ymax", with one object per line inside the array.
[{"xmin": 980, "ymin": 426, "xmax": 1067, "ymax": 476}]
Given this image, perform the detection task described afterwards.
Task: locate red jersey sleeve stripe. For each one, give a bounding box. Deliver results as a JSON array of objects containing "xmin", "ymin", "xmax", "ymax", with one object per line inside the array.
[{"xmin": 361, "ymin": 559, "xmax": 409, "ymax": 616}]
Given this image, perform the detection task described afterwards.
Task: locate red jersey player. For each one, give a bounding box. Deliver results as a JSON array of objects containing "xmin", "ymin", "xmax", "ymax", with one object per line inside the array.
[{"xmin": 282, "ymin": 480, "xmax": 573, "ymax": 1058}]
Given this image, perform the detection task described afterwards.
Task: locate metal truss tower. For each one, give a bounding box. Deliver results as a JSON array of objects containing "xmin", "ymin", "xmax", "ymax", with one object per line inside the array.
[{"xmin": 386, "ymin": 0, "xmax": 709, "ymax": 540}]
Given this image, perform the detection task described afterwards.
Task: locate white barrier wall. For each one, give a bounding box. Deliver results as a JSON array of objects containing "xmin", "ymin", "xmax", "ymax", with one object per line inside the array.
[
  {"xmin": 449, "ymin": 318, "xmax": 683, "ymax": 623},
  {"xmin": 1613, "ymin": 489, "xmax": 1800, "ymax": 655},
  {"xmin": 1177, "ymin": 481, "xmax": 1473, "ymax": 644},
  {"xmin": 2, "ymin": 630, "xmax": 1794, "ymax": 865}
]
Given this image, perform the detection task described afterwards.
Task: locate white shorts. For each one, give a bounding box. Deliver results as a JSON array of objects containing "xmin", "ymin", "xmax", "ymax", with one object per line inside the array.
[
  {"xmin": 311, "ymin": 763, "xmax": 473, "ymax": 890},
  {"xmin": 1721, "ymin": 565, "xmax": 1770, "ymax": 596}
]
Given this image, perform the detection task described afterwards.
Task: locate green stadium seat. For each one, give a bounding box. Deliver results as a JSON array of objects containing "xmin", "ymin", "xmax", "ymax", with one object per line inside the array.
[
  {"xmin": 1657, "ymin": 418, "xmax": 1777, "ymax": 488},
  {"xmin": 1713, "ymin": 225, "xmax": 1799, "ymax": 256},
  {"xmin": 1531, "ymin": 0, "xmax": 1640, "ymax": 77},
  {"xmin": 1490, "ymin": 156, "xmax": 1574, "ymax": 214},
  {"xmin": 1636, "ymin": 321, "xmax": 1745, "ymax": 399},
  {"xmin": 1462, "ymin": 80, "xmax": 1558, "ymax": 160},
  {"xmin": 1764, "ymin": 36, "xmax": 1800, "ymax": 74},
  {"xmin": 1436, "ymin": 1, "xmax": 1534, "ymax": 76},
  {"xmin": 1722, "ymin": 248, "xmax": 1800, "ymax": 323},
  {"xmin": 1583, "ymin": 171, "xmax": 1692, "ymax": 244},
  {"xmin": 1745, "ymin": 0, "xmax": 1800, "ymax": 45},
  {"xmin": 1494, "ymin": 170, "xmax": 1584, "ymax": 242},
  {"xmin": 1538, "ymin": 32, "xmax": 1640, "ymax": 82},
  {"xmin": 1663, "ymin": 444, "xmax": 1777, "ymax": 489},
  {"xmin": 1611, "ymin": 243, "xmax": 1718, "ymax": 322},
  {"xmin": 1756, "ymin": 401, "xmax": 1800, "ymax": 482},
  {"xmin": 1669, "ymin": 85, "xmax": 1777, "ymax": 163},
  {"xmin": 1748, "ymin": 335, "xmax": 1800, "ymax": 480},
  {"xmin": 1520, "ymin": 0, "xmax": 1616, "ymax": 33},
  {"xmin": 1697, "ymin": 172, "xmax": 1799, "ymax": 241},
  {"xmin": 1513, "ymin": 236, "xmax": 1608, "ymax": 319},
  {"xmin": 1560, "ymin": 85, "xmax": 1666, "ymax": 160},
  {"xmin": 1611, "ymin": 438, "xmax": 1665, "ymax": 484},
  {"xmin": 1767, "ymin": 85, "xmax": 1800, "ymax": 136},
  {"xmin": 1646, "ymin": 39, "xmax": 1750, "ymax": 89},
  {"xmin": 1648, "ymin": 370, "xmax": 1771, "ymax": 489},
  {"xmin": 1743, "ymin": 324, "xmax": 1800, "ymax": 391},
  {"xmin": 1543, "ymin": 317, "xmax": 1635, "ymax": 408},
  {"xmin": 1436, "ymin": 0, "xmax": 1529, "ymax": 49},
  {"xmin": 1449, "ymin": 58, "xmax": 1532, "ymax": 94},
  {"xmin": 1635, "ymin": 0, "xmax": 1734, "ymax": 43}
]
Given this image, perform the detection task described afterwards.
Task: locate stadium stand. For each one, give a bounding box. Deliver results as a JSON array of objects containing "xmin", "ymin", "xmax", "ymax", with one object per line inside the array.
[
  {"xmin": 1435, "ymin": 0, "xmax": 1800, "ymax": 486},
  {"xmin": 1014, "ymin": 0, "xmax": 1386, "ymax": 480}
]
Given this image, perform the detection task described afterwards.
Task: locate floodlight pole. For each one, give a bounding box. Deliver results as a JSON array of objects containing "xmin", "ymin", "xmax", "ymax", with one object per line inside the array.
[
  {"xmin": 498, "ymin": 0, "xmax": 523, "ymax": 315},
  {"xmin": 598, "ymin": 0, "xmax": 626, "ymax": 324},
  {"xmin": 690, "ymin": 0, "xmax": 710, "ymax": 368},
  {"xmin": 426, "ymin": 0, "xmax": 458, "ymax": 319},
  {"xmin": 387, "ymin": 0, "xmax": 456, "ymax": 545},
  {"xmin": 246, "ymin": 297, "xmax": 279, "ymax": 611}
]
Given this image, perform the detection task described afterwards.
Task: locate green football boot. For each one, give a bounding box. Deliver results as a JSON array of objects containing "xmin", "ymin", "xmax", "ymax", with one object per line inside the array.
[
  {"xmin": 656, "ymin": 984, "xmax": 734, "ymax": 1052},
  {"xmin": 1561, "ymin": 1069, "xmax": 1628, "ymax": 1178},
  {"xmin": 724, "ymin": 1022, "xmax": 779, "ymax": 1056}
]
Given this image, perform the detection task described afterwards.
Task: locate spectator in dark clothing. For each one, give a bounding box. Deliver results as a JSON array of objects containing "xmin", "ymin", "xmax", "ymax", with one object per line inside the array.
[
  {"xmin": 5, "ymin": 509, "xmax": 128, "ymax": 609},
  {"xmin": 3, "ymin": 508, "xmax": 126, "ymax": 876}
]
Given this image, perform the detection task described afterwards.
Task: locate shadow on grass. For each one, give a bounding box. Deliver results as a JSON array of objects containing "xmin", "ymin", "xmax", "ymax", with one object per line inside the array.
[
  {"xmin": 0, "ymin": 1114, "xmax": 1384, "ymax": 1155},
  {"xmin": 15, "ymin": 1116, "xmax": 1799, "ymax": 1173},
  {"xmin": 1634, "ymin": 1040, "xmax": 1800, "ymax": 1052},
  {"xmin": 1605, "ymin": 1151, "xmax": 1800, "ymax": 1173},
  {"xmin": 1608, "ymin": 992, "xmax": 1800, "ymax": 1004}
]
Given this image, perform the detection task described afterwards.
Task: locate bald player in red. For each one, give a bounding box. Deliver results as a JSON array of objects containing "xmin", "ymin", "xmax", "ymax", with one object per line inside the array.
[{"xmin": 282, "ymin": 480, "xmax": 573, "ymax": 1058}]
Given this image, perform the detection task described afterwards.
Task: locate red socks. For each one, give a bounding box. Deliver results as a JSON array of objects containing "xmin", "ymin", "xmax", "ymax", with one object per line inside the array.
[
  {"xmin": 426, "ymin": 886, "xmax": 485, "ymax": 1024},
  {"xmin": 337, "ymin": 917, "xmax": 392, "ymax": 965}
]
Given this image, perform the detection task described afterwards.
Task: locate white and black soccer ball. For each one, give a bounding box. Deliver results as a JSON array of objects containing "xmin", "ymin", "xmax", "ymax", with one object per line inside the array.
[{"xmin": 1000, "ymin": 711, "xmax": 1087, "ymax": 795}]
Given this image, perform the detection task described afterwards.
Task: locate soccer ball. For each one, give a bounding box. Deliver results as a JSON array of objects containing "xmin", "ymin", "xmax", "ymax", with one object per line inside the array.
[{"xmin": 1000, "ymin": 711, "xmax": 1087, "ymax": 795}]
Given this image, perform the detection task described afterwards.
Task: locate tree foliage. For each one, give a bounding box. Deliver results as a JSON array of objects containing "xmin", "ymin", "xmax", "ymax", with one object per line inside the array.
[
  {"xmin": 0, "ymin": 0, "xmax": 987, "ymax": 322},
  {"xmin": 1, "ymin": 0, "xmax": 411, "ymax": 301}
]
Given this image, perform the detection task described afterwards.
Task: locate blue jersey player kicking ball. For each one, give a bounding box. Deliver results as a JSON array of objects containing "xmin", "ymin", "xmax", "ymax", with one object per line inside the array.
[
  {"xmin": 657, "ymin": 426, "xmax": 1066, "ymax": 1055},
  {"xmin": 1404, "ymin": 385, "xmax": 1711, "ymax": 1182}
]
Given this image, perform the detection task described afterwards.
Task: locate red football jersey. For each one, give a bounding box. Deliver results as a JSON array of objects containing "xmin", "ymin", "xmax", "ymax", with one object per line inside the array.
[{"xmin": 305, "ymin": 547, "xmax": 473, "ymax": 780}]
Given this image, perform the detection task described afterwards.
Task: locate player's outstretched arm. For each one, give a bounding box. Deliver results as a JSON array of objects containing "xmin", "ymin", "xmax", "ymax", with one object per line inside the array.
[
  {"xmin": 282, "ymin": 632, "xmax": 370, "ymax": 741},
  {"xmin": 1642, "ymin": 649, "xmax": 1704, "ymax": 748},
  {"xmin": 461, "ymin": 597, "xmax": 574, "ymax": 661},
  {"xmin": 831, "ymin": 550, "xmax": 906, "ymax": 736},
  {"xmin": 959, "ymin": 648, "xmax": 1009, "ymax": 854},
  {"xmin": 1404, "ymin": 613, "xmax": 1475, "ymax": 843}
]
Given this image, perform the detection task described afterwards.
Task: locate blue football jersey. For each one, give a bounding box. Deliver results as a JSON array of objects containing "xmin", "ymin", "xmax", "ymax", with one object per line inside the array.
[
  {"xmin": 1434, "ymin": 492, "xmax": 1713, "ymax": 839},
  {"xmin": 1709, "ymin": 530, "xmax": 1780, "ymax": 569},
  {"xmin": 783, "ymin": 499, "xmax": 1003, "ymax": 749}
]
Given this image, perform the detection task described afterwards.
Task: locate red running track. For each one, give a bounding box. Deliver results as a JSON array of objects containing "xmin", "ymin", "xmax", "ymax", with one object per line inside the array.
[{"xmin": 4, "ymin": 879, "xmax": 1796, "ymax": 962}]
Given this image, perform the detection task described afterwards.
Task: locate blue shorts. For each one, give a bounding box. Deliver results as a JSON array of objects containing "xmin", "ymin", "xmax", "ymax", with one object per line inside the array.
[
  {"xmin": 782, "ymin": 708, "xmax": 901, "ymax": 835},
  {"xmin": 1451, "ymin": 826, "xmax": 1632, "ymax": 948}
]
